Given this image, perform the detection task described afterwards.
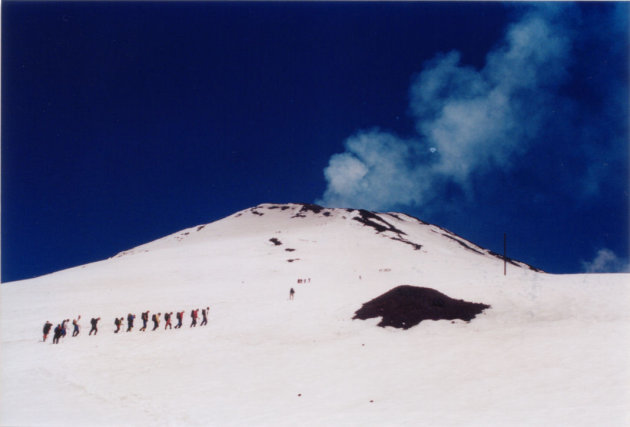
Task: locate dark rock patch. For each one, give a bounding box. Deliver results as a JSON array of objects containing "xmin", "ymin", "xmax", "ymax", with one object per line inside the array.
[
  {"xmin": 285, "ymin": 248, "xmax": 296, "ymax": 252},
  {"xmin": 352, "ymin": 210, "xmax": 426, "ymax": 252},
  {"xmin": 269, "ymin": 238, "xmax": 282, "ymax": 246},
  {"xmin": 387, "ymin": 212, "xmax": 428, "ymax": 225},
  {"xmin": 353, "ymin": 210, "xmax": 406, "ymax": 235},
  {"xmin": 390, "ymin": 236, "xmax": 422, "ymax": 251},
  {"xmin": 196, "ymin": 225, "xmax": 206, "ymax": 232},
  {"xmin": 443, "ymin": 234, "xmax": 485, "ymax": 255},
  {"xmin": 353, "ymin": 285, "xmax": 490, "ymax": 329},
  {"xmin": 292, "ymin": 203, "xmax": 327, "ymax": 218},
  {"xmin": 299, "ymin": 203, "xmax": 325, "ymax": 214},
  {"xmin": 266, "ymin": 205, "xmax": 291, "ymax": 211},
  {"xmin": 251, "ymin": 209, "xmax": 264, "ymax": 216},
  {"xmin": 287, "ymin": 258, "xmax": 300, "ymax": 263},
  {"xmin": 487, "ymin": 249, "xmax": 520, "ymax": 267},
  {"xmin": 487, "ymin": 250, "xmax": 542, "ymax": 272}
]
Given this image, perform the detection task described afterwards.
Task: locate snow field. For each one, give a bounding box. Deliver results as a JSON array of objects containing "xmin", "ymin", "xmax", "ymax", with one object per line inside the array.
[{"xmin": 2, "ymin": 204, "xmax": 629, "ymax": 426}]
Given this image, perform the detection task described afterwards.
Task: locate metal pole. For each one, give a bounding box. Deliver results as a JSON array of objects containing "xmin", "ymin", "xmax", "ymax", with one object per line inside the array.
[{"xmin": 504, "ymin": 233, "xmax": 507, "ymax": 276}]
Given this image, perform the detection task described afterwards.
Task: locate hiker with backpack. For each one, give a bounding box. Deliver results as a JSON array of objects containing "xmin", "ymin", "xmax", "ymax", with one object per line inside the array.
[
  {"xmin": 165, "ymin": 312, "xmax": 174, "ymax": 329},
  {"xmin": 72, "ymin": 316, "xmax": 81, "ymax": 337},
  {"xmin": 190, "ymin": 309, "xmax": 199, "ymax": 327},
  {"xmin": 114, "ymin": 317, "xmax": 123, "ymax": 333},
  {"xmin": 200, "ymin": 307, "xmax": 209, "ymax": 326},
  {"xmin": 60, "ymin": 319, "xmax": 69, "ymax": 339},
  {"xmin": 152, "ymin": 313, "xmax": 161, "ymax": 331},
  {"xmin": 140, "ymin": 310, "xmax": 149, "ymax": 332},
  {"xmin": 175, "ymin": 311, "xmax": 184, "ymax": 328},
  {"xmin": 52, "ymin": 324, "xmax": 62, "ymax": 344},
  {"xmin": 43, "ymin": 321, "xmax": 53, "ymax": 342},
  {"xmin": 57, "ymin": 319, "xmax": 70, "ymax": 342},
  {"xmin": 127, "ymin": 313, "xmax": 136, "ymax": 332},
  {"xmin": 89, "ymin": 317, "xmax": 100, "ymax": 335}
]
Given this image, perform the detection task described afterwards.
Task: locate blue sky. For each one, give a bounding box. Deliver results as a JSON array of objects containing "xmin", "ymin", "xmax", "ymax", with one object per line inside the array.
[{"xmin": 2, "ymin": 2, "xmax": 628, "ymax": 282}]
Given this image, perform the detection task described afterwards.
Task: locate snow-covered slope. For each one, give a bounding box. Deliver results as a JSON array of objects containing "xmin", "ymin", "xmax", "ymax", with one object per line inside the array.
[{"xmin": 1, "ymin": 203, "xmax": 629, "ymax": 426}]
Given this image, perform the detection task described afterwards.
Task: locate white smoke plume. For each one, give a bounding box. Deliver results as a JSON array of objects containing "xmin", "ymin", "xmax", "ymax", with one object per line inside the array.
[
  {"xmin": 318, "ymin": 5, "xmax": 574, "ymax": 211},
  {"xmin": 582, "ymin": 248, "xmax": 630, "ymax": 273}
]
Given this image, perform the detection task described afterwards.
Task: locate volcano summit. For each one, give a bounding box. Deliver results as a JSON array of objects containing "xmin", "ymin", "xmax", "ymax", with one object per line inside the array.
[{"xmin": 1, "ymin": 203, "xmax": 628, "ymax": 426}]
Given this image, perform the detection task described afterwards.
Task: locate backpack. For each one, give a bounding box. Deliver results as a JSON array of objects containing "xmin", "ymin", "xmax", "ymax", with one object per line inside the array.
[{"xmin": 152, "ymin": 314, "xmax": 157, "ymax": 322}]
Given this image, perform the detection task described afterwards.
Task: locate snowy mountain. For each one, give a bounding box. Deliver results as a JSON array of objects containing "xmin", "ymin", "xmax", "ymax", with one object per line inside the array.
[{"xmin": 1, "ymin": 203, "xmax": 629, "ymax": 426}]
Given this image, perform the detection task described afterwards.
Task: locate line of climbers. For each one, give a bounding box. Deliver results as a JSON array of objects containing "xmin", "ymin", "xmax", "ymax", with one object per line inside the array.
[{"xmin": 42, "ymin": 307, "xmax": 210, "ymax": 344}]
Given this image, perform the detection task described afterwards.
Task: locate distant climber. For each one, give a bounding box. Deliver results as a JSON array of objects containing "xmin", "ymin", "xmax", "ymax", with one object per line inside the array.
[
  {"xmin": 43, "ymin": 321, "xmax": 53, "ymax": 342},
  {"xmin": 200, "ymin": 307, "xmax": 209, "ymax": 326},
  {"xmin": 175, "ymin": 311, "xmax": 184, "ymax": 328},
  {"xmin": 114, "ymin": 317, "xmax": 123, "ymax": 333},
  {"xmin": 164, "ymin": 312, "xmax": 173, "ymax": 330},
  {"xmin": 60, "ymin": 319, "xmax": 69, "ymax": 338},
  {"xmin": 190, "ymin": 309, "xmax": 199, "ymax": 327},
  {"xmin": 89, "ymin": 317, "xmax": 100, "ymax": 335},
  {"xmin": 140, "ymin": 310, "xmax": 150, "ymax": 332},
  {"xmin": 152, "ymin": 312, "xmax": 161, "ymax": 331},
  {"xmin": 52, "ymin": 324, "xmax": 62, "ymax": 344},
  {"xmin": 127, "ymin": 313, "xmax": 136, "ymax": 332},
  {"xmin": 289, "ymin": 288, "xmax": 295, "ymax": 300},
  {"xmin": 72, "ymin": 316, "xmax": 81, "ymax": 337}
]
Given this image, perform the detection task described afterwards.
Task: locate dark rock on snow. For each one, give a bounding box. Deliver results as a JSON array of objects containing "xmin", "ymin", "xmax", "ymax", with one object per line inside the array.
[
  {"xmin": 353, "ymin": 285, "xmax": 490, "ymax": 329},
  {"xmin": 353, "ymin": 209, "xmax": 406, "ymax": 235}
]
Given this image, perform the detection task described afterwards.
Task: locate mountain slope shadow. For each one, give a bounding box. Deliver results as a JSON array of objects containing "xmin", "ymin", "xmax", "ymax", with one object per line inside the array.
[{"xmin": 353, "ymin": 285, "xmax": 490, "ymax": 329}]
